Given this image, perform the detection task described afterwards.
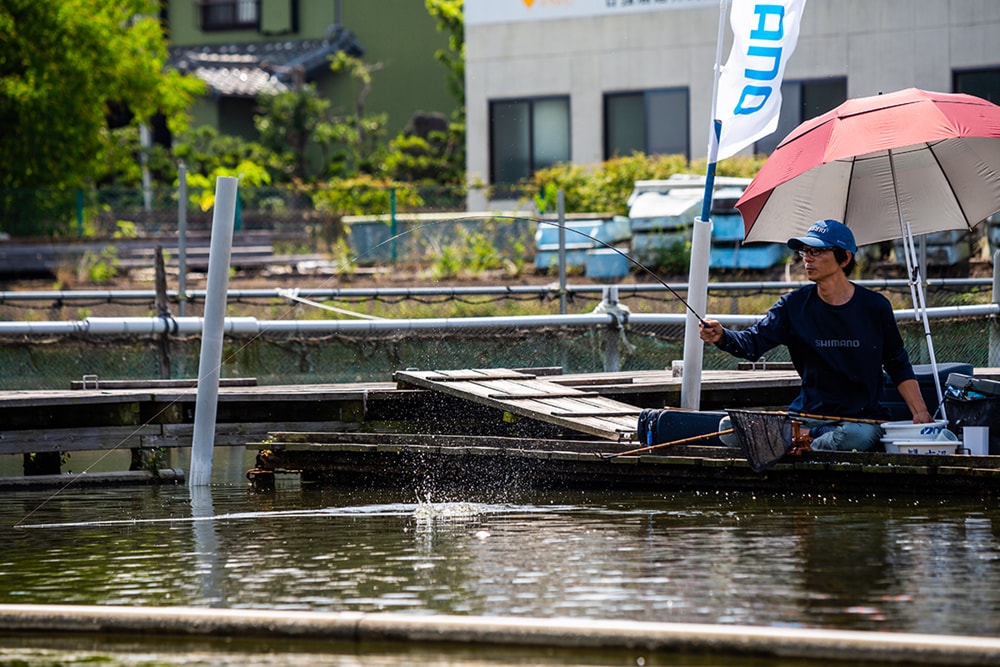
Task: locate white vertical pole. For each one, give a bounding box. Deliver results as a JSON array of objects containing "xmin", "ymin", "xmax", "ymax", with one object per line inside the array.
[
  {"xmin": 189, "ymin": 176, "xmax": 239, "ymax": 487},
  {"xmin": 903, "ymin": 224, "xmax": 946, "ymax": 419},
  {"xmin": 680, "ymin": 0, "xmax": 729, "ymax": 411},
  {"xmin": 177, "ymin": 163, "xmax": 188, "ymax": 318}
]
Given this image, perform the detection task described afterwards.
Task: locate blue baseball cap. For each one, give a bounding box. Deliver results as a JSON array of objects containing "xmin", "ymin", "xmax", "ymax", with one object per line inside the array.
[{"xmin": 787, "ymin": 219, "xmax": 857, "ymax": 253}]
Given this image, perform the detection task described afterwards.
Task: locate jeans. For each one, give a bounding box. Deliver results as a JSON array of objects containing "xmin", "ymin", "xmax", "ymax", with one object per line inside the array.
[{"xmin": 807, "ymin": 421, "xmax": 882, "ymax": 452}]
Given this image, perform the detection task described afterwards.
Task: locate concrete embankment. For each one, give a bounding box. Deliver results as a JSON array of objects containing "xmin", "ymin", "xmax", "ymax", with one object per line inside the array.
[{"xmin": 1, "ymin": 604, "xmax": 999, "ymax": 665}]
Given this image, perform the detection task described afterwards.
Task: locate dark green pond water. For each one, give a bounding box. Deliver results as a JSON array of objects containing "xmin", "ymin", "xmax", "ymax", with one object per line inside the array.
[{"xmin": 1, "ymin": 448, "xmax": 998, "ymax": 665}]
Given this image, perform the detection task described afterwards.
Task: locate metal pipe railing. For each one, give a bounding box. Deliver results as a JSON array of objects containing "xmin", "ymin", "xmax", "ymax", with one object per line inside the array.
[
  {"xmin": 0, "ymin": 302, "xmax": 993, "ymax": 335},
  {"xmin": 0, "ymin": 277, "xmax": 992, "ymax": 305}
]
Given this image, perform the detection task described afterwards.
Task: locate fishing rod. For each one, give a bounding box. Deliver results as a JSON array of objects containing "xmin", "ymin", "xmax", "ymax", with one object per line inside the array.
[
  {"xmin": 598, "ymin": 428, "xmax": 733, "ymax": 459},
  {"xmin": 787, "ymin": 412, "xmax": 883, "ymax": 425},
  {"xmin": 353, "ymin": 213, "xmax": 711, "ymax": 326},
  {"xmin": 731, "ymin": 409, "xmax": 884, "ymax": 425}
]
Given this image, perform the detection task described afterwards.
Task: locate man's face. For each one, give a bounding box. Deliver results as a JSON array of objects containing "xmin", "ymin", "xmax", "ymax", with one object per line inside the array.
[{"xmin": 798, "ymin": 246, "xmax": 845, "ymax": 281}]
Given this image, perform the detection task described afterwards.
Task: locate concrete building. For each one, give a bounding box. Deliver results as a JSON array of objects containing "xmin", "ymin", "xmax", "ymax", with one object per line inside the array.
[{"xmin": 465, "ymin": 0, "xmax": 1000, "ymax": 208}]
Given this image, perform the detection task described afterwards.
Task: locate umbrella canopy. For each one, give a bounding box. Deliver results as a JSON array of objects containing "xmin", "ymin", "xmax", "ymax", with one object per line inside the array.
[{"xmin": 737, "ymin": 88, "xmax": 1000, "ymax": 246}]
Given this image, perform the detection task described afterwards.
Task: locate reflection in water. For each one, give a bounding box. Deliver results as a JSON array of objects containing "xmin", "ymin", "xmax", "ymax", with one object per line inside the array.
[
  {"xmin": 2, "ymin": 474, "xmax": 999, "ymax": 637},
  {"xmin": 190, "ymin": 485, "xmax": 223, "ymax": 607}
]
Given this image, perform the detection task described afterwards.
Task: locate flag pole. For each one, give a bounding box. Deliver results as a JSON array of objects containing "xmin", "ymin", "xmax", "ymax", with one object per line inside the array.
[{"xmin": 680, "ymin": 0, "xmax": 729, "ymax": 410}]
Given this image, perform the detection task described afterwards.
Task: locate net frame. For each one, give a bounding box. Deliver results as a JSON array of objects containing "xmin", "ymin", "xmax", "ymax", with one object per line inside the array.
[{"xmin": 726, "ymin": 409, "xmax": 797, "ymax": 473}]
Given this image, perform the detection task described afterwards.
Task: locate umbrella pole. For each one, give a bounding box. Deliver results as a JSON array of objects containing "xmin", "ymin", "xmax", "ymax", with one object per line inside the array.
[
  {"xmin": 889, "ymin": 151, "xmax": 921, "ymax": 322},
  {"xmin": 889, "ymin": 151, "xmax": 946, "ymax": 420},
  {"xmin": 902, "ymin": 223, "xmax": 947, "ymax": 420}
]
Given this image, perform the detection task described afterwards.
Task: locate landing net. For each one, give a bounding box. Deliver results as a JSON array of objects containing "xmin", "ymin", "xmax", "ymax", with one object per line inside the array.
[{"xmin": 726, "ymin": 409, "xmax": 795, "ymax": 473}]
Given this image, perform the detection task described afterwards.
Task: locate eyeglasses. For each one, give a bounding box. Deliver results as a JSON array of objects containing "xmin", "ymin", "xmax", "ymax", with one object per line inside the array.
[{"xmin": 797, "ymin": 247, "xmax": 833, "ymax": 258}]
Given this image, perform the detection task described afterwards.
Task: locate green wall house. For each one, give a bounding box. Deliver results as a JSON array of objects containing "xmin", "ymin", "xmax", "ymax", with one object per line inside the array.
[{"xmin": 164, "ymin": 0, "xmax": 455, "ymax": 140}]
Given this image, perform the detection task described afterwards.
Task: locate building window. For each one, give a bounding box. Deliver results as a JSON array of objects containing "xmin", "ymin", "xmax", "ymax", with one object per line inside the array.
[
  {"xmin": 199, "ymin": 0, "xmax": 259, "ymax": 31},
  {"xmin": 754, "ymin": 78, "xmax": 846, "ymax": 155},
  {"xmin": 954, "ymin": 68, "xmax": 1000, "ymax": 105},
  {"xmin": 489, "ymin": 97, "xmax": 570, "ymax": 185},
  {"xmin": 604, "ymin": 88, "xmax": 689, "ymax": 159}
]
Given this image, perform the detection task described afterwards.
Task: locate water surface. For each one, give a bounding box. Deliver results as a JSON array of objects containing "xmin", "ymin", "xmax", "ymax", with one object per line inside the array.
[
  {"xmin": 2, "ymin": 447, "xmax": 999, "ymax": 666},
  {"xmin": 3, "ymin": 454, "xmax": 998, "ymax": 637}
]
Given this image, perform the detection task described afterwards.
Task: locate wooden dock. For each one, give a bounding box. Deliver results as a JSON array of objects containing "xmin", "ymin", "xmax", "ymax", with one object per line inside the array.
[
  {"xmin": 4, "ymin": 365, "xmax": 1000, "ymax": 494},
  {"xmin": 244, "ymin": 366, "xmax": 1000, "ymax": 497},
  {"xmin": 0, "ymin": 367, "xmax": 803, "ymax": 453}
]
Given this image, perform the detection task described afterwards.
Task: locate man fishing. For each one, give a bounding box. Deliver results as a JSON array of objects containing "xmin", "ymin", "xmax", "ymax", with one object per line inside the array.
[{"xmin": 698, "ymin": 219, "xmax": 934, "ymax": 451}]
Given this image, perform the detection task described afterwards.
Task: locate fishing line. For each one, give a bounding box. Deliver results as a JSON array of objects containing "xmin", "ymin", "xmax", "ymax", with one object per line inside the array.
[
  {"xmin": 258, "ymin": 212, "xmax": 706, "ymax": 321},
  {"xmin": 14, "ymin": 212, "xmax": 703, "ymax": 526},
  {"xmin": 471, "ymin": 214, "xmax": 709, "ymax": 325}
]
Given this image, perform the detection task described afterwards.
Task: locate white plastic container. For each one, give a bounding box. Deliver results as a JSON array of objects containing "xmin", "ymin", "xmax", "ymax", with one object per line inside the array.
[
  {"xmin": 880, "ymin": 419, "xmax": 947, "ymax": 441},
  {"xmin": 883, "ymin": 441, "xmax": 958, "ymax": 455},
  {"xmin": 963, "ymin": 426, "xmax": 990, "ymax": 456}
]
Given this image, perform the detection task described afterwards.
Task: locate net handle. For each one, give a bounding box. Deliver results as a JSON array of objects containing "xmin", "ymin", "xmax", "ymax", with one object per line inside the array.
[{"xmin": 599, "ymin": 429, "xmax": 734, "ymax": 459}]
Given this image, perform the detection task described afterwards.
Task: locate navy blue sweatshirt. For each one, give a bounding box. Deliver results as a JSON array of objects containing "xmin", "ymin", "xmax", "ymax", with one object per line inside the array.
[{"xmin": 715, "ymin": 284, "xmax": 916, "ymax": 419}]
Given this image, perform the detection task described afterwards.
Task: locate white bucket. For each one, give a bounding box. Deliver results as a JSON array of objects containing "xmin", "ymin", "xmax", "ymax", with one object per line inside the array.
[{"xmin": 880, "ymin": 419, "xmax": 947, "ymax": 441}]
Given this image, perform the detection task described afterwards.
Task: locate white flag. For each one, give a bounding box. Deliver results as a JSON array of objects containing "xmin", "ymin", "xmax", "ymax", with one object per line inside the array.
[{"xmin": 714, "ymin": 0, "xmax": 807, "ymax": 160}]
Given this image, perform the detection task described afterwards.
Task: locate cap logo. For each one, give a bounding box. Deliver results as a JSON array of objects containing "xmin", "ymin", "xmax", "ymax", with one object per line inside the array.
[{"xmin": 808, "ymin": 221, "xmax": 829, "ymax": 235}]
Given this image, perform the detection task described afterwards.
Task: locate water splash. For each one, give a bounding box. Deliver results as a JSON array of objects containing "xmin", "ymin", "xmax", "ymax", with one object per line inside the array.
[{"xmin": 412, "ymin": 499, "xmax": 485, "ymax": 523}]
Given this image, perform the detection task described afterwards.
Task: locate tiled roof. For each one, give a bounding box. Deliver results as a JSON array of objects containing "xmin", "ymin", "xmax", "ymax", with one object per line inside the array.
[{"xmin": 169, "ymin": 26, "xmax": 364, "ymax": 98}]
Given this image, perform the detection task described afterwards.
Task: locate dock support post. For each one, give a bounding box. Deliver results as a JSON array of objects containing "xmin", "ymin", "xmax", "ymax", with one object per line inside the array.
[
  {"xmin": 154, "ymin": 247, "xmax": 171, "ymax": 379},
  {"xmin": 600, "ymin": 286, "xmax": 622, "ymax": 373},
  {"xmin": 557, "ymin": 190, "xmax": 567, "ymax": 315},
  {"xmin": 992, "ymin": 249, "xmax": 1000, "ymax": 368},
  {"xmin": 189, "ymin": 176, "xmax": 238, "ymax": 487}
]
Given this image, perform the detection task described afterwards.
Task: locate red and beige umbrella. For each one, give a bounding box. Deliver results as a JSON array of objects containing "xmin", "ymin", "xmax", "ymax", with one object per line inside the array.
[
  {"xmin": 737, "ymin": 87, "xmax": 1000, "ymax": 246},
  {"xmin": 735, "ymin": 88, "xmax": 1000, "ymax": 416}
]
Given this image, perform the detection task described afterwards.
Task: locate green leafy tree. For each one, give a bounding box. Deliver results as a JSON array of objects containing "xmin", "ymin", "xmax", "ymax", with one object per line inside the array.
[
  {"xmin": 171, "ymin": 126, "xmax": 274, "ymax": 179},
  {"xmin": 326, "ymin": 52, "xmax": 388, "ymax": 176},
  {"xmin": 255, "ymin": 84, "xmax": 334, "ymax": 183},
  {"xmin": 384, "ymin": 117, "xmax": 465, "ymax": 185},
  {"xmin": 170, "ymin": 125, "xmax": 276, "ymax": 210},
  {"xmin": 0, "ymin": 0, "xmax": 203, "ymax": 234}
]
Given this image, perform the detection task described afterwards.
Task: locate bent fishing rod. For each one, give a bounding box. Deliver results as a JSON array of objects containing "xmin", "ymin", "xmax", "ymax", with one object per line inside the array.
[{"xmin": 354, "ymin": 213, "xmax": 711, "ymax": 327}]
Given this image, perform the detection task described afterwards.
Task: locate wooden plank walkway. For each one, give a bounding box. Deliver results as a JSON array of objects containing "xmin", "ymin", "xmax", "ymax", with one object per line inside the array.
[
  {"xmin": 543, "ymin": 368, "xmax": 804, "ymax": 404},
  {"xmin": 393, "ymin": 368, "xmax": 644, "ymax": 442}
]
